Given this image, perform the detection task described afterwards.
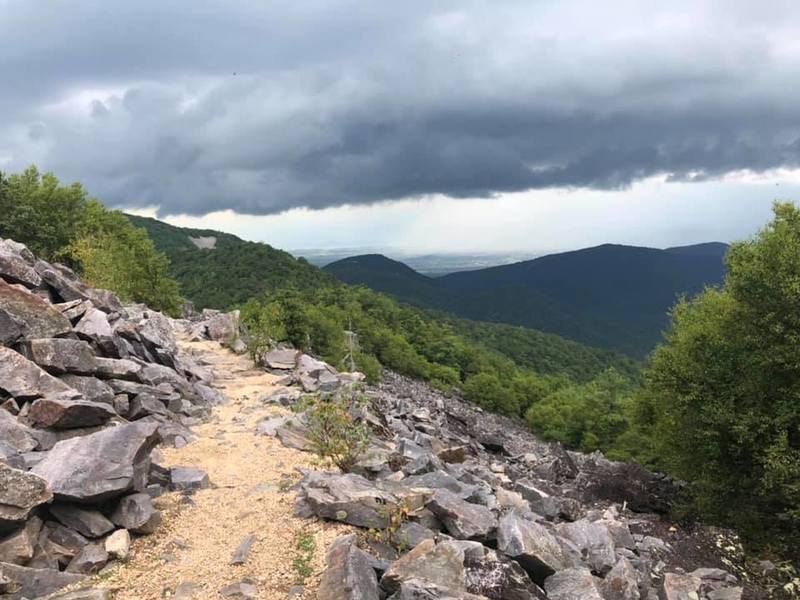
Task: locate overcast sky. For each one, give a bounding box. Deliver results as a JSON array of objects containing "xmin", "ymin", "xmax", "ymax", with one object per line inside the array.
[{"xmin": 1, "ymin": 0, "xmax": 798, "ymax": 252}]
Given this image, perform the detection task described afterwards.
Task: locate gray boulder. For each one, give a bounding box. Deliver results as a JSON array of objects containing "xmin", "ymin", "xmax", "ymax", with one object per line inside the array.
[
  {"xmin": 556, "ymin": 519, "xmax": 616, "ymax": 575},
  {"xmin": 602, "ymin": 557, "xmax": 640, "ymax": 600},
  {"xmin": 91, "ymin": 357, "xmax": 142, "ymax": 381},
  {"xmin": 426, "ymin": 489, "xmax": 497, "ymax": 541},
  {"xmin": 0, "ymin": 280, "xmax": 71, "ymax": 340},
  {"xmin": 0, "ymin": 347, "xmax": 75, "ymax": 401},
  {"xmin": 0, "ymin": 517, "xmax": 41, "ymax": 564},
  {"xmin": 128, "ymin": 393, "xmax": 168, "ymax": 420},
  {"xmin": 59, "ymin": 375, "xmax": 115, "ymax": 405},
  {"xmin": 31, "ymin": 421, "xmax": 159, "ymax": 503},
  {"xmin": 544, "ymin": 567, "xmax": 604, "ymax": 600},
  {"xmin": 49, "ymin": 505, "xmax": 114, "ymax": 538},
  {"xmin": 0, "ymin": 462, "xmax": 52, "ymax": 530},
  {"xmin": 381, "ymin": 539, "xmax": 466, "ymax": 594},
  {"xmin": 496, "ymin": 511, "xmax": 569, "ymax": 585},
  {"xmin": 169, "ymin": 466, "xmax": 211, "ymax": 492},
  {"xmin": 110, "ymin": 493, "xmax": 162, "ymax": 534},
  {"xmin": 261, "ymin": 349, "xmax": 299, "ymax": 370},
  {"xmin": 298, "ymin": 472, "xmax": 398, "ymax": 528},
  {"xmin": 661, "ymin": 573, "xmax": 702, "ymax": 600},
  {"xmin": 387, "ymin": 578, "xmax": 488, "ymax": 599},
  {"xmin": 73, "ymin": 308, "xmax": 113, "ymax": 341},
  {"xmin": 17, "ymin": 339, "xmax": 98, "ymax": 376},
  {"xmin": 206, "ymin": 311, "xmax": 239, "ymax": 343},
  {"xmin": 65, "ymin": 543, "xmax": 108, "ymax": 574},
  {"xmin": 0, "ymin": 562, "xmax": 84, "ymax": 599},
  {"xmin": 0, "ymin": 240, "xmax": 41, "ymax": 288},
  {"xmin": 317, "ymin": 534, "xmax": 380, "ymax": 600},
  {"xmin": 28, "ymin": 397, "xmax": 116, "ymax": 429},
  {"xmin": 0, "ymin": 410, "xmax": 38, "ymax": 454}
]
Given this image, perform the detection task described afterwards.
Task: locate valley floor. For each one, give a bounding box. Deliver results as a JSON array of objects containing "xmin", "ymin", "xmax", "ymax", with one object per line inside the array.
[{"xmin": 94, "ymin": 337, "xmax": 348, "ymax": 599}]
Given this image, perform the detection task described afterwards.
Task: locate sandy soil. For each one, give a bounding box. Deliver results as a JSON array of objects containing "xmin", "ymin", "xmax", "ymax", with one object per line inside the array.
[{"xmin": 92, "ymin": 338, "xmax": 349, "ymax": 599}]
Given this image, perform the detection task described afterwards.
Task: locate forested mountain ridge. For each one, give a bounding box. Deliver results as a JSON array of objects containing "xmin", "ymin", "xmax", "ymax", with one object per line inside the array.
[
  {"xmin": 125, "ymin": 213, "xmax": 637, "ymax": 382},
  {"xmin": 325, "ymin": 242, "xmax": 728, "ymax": 357},
  {"xmin": 126, "ymin": 214, "xmax": 332, "ymax": 309}
]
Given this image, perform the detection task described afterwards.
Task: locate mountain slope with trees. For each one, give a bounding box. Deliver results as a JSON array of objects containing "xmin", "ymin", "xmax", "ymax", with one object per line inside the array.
[{"xmin": 325, "ymin": 243, "xmax": 728, "ymax": 357}]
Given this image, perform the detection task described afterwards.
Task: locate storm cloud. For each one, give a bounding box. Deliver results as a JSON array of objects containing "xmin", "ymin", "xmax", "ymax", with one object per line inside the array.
[{"xmin": 1, "ymin": 0, "xmax": 799, "ymax": 215}]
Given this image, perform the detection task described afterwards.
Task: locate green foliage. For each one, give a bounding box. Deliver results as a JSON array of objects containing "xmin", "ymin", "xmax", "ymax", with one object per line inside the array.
[
  {"xmin": 305, "ymin": 394, "xmax": 371, "ymax": 472},
  {"xmin": 525, "ymin": 368, "xmax": 636, "ymax": 456},
  {"xmin": 0, "ymin": 167, "xmax": 182, "ymax": 315},
  {"xmin": 638, "ymin": 202, "xmax": 800, "ymax": 555},
  {"xmin": 291, "ymin": 529, "xmax": 316, "ymax": 585},
  {"xmin": 127, "ymin": 214, "xmax": 331, "ymax": 310}
]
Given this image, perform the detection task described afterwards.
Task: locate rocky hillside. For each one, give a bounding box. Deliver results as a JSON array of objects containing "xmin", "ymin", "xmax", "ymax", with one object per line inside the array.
[
  {"xmin": 0, "ymin": 236, "xmax": 240, "ymax": 598},
  {"xmin": 0, "ymin": 236, "xmax": 788, "ymax": 599}
]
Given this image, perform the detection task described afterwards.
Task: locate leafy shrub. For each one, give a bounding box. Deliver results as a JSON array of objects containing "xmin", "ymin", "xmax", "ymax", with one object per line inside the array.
[{"xmin": 305, "ymin": 395, "xmax": 371, "ymax": 472}]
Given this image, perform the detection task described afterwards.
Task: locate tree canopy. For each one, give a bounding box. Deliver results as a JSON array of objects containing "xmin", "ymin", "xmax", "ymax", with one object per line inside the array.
[{"xmin": 0, "ymin": 167, "xmax": 181, "ymax": 315}]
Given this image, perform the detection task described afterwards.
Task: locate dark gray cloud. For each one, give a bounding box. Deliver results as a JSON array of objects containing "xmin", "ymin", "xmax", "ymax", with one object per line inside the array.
[{"xmin": 1, "ymin": 0, "xmax": 799, "ymax": 215}]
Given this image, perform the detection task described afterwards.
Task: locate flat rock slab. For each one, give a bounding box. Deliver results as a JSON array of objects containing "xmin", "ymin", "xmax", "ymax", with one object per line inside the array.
[
  {"xmin": 544, "ymin": 567, "xmax": 604, "ymax": 600},
  {"xmin": 0, "ymin": 463, "xmax": 52, "ymax": 530},
  {"xmin": 261, "ymin": 348, "xmax": 299, "ymax": 370},
  {"xmin": 169, "ymin": 466, "xmax": 211, "ymax": 492},
  {"xmin": 0, "ymin": 280, "xmax": 71, "ymax": 340},
  {"xmin": 0, "ymin": 561, "xmax": 85, "ymax": 599},
  {"xmin": 298, "ymin": 472, "xmax": 399, "ymax": 529},
  {"xmin": 49, "ymin": 505, "xmax": 114, "ymax": 539},
  {"xmin": 381, "ymin": 538, "xmax": 465, "ymax": 595},
  {"xmin": 427, "ymin": 489, "xmax": 497, "ymax": 542},
  {"xmin": 496, "ymin": 511, "xmax": 569, "ymax": 586},
  {"xmin": 17, "ymin": 338, "xmax": 98, "ymax": 376},
  {"xmin": 32, "ymin": 421, "xmax": 159, "ymax": 503},
  {"xmin": 230, "ymin": 534, "xmax": 256, "ymax": 565},
  {"xmin": 28, "ymin": 397, "xmax": 116, "ymax": 429},
  {"xmin": 0, "ymin": 346, "xmax": 75, "ymax": 401}
]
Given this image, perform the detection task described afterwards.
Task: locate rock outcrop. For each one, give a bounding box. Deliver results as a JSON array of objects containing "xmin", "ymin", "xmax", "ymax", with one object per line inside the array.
[
  {"xmin": 0, "ymin": 237, "xmax": 226, "ymax": 597},
  {"xmin": 278, "ymin": 370, "xmax": 751, "ymax": 599}
]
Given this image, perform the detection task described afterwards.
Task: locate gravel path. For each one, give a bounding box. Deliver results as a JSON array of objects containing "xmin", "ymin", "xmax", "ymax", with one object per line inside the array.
[{"xmin": 95, "ymin": 337, "xmax": 349, "ymax": 599}]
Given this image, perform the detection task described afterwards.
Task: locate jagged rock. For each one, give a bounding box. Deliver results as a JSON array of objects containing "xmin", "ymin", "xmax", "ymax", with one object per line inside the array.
[
  {"xmin": 298, "ymin": 472, "xmax": 398, "ymax": 528},
  {"xmin": 275, "ymin": 417, "xmax": 312, "ymax": 451},
  {"xmin": 128, "ymin": 393, "xmax": 168, "ymax": 420},
  {"xmin": 387, "ymin": 578, "xmax": 488, "ymax": 599},
  {"xmin": 230, "ymin": 534, "xmax": 256, "ymax": 565},
  {"xmin": 0, "ymin": 240, "xmax": 41, "ymax": 288},
  {"xmin": 0, "ymin": 347, "xmax": 75, "ymax": 401},
  {"xmin": 169, "ymin": 466, "xmax": 210, "ymax": 492},
  {"xmin": 91, "ymin": 357, "xmax": 142, "ymax": 381},
  {"xmin": 49, "ymin": 505, "xmax": 114, "ymax": 538},
  {"xmin": 544, "ymin": 567, "xmax": 604, "ymax": 600},
  {"xmin": 73, "ymin": 308, "xmax": 113, "ymax": 340},
  {"xmin": 0, "ymin": 410, "xmax": 38, "ymax": 454},
  {"xmin": 426, "ymin": 489, "xmax": 497, "ymax": 541},
  {"xmin": 317, "ymin": 534, "xmax": 380, "ymax": 600},
  {"xmin": 65, "ymin": 542, "xmax": 108, "ymax": 574},
  {"xmin": 0, "ymin": 562, "xmax": 84, "ymax": 599},
  {"xmin": 45, "ymin": 523, "xmax": 89, "ymax": 554},
  {"xmin": 136, "ymin": 310, "xmax": 178, "ymax": 354},
  {"xmin": 0, "ymin": 517, "xmax": 41, "ymax": 564},
  {"xmin": 206, "ymin": 311, "xmax": 239, "ymax": 343},
  {"xmin": 28, "ymin": 396, "xmax": 116, "ymax": 429},
  {"xmin": 220, "ymin": 580, "xmax": 258, "ymax": 599},
  {"xmin": 496, "ymin": 511, "xmax": 569, "ymax": 585},
  {"xmin": 464, "ymin": 546, "xmax": 546, "ymax": 600},
  {"xmin": 381, "ymin": 539, "xmax": 466, "ymax": 594},
  {"xmin": 557, "ymin": 519, "xmax": 616, "ymax": 575},
  {"xmin": 602, "ymin": 557, "xmax": 640, "ymax": 600},
  {"xmin": 31, "ymin": 421, "xmax": 160, "ymax": 503},
  {"xmin": 0, "ymin": 463, "xmax": 52, "ymax": 530},
  {"xmin": 391, "ymin": 522, "xmax": 436, "ymax": 550},
  {"xmin": 256, "ymin": 416, "xmax": 288, "ymax": 436},
  {"xmin": 661, "ymin": 572, "xmax": 702, "ymax": 600},
  {"xmin": 17, "ymin": 339, "xmax": 98, "ymax": 376},
  {"xmin": 0, "ymin": 309, "xmax": 24, "ymax": 346},
  {"xmin": 59, "ymin": 375, "xmax": 115, "ymax": 405},
  {"xmin": 0, "ymin": 280, "xmax": 71, "ymax": 340},
  {"xmin": 104, "ymin": 528, "xmax": 131, "ymax": 559}
]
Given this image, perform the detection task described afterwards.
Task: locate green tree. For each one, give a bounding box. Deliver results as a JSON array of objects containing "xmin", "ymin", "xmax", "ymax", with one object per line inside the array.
[{"xmin": 641, "ymin": 202, "xmax": 800, "ymax": 552}]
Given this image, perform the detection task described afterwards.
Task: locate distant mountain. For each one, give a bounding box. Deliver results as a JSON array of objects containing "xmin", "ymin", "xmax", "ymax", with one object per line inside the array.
[
  {"xmin": 126, "ymin": 215, "xmax": 332, "ymax": 309},
  {"xmin": 324, "ymin": 242, "xmax": 728, "ymax": 357}
]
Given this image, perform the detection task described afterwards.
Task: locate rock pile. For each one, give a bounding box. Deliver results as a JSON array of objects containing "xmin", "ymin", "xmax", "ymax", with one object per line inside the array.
[
  {"xmin": 271, "ymin": 371, "xmax": 751, "ymax": 599},
  {"xmin": 0, "ymin": 237, "xmax": 224, "ymax": 598}
]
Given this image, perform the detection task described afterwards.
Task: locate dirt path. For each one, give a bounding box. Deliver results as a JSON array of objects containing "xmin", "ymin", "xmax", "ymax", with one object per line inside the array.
[{"xmin": 96, "ymin": 337, "xmax": 348, "ymax": 599}]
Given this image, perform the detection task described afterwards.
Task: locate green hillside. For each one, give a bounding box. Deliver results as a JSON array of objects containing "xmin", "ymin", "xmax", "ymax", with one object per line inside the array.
[{"xmin": 126, "ymin": 215, "xmax": 332, "ymax": 309}]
